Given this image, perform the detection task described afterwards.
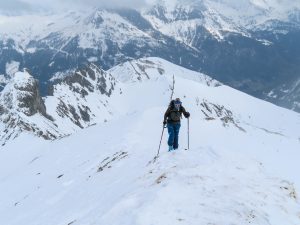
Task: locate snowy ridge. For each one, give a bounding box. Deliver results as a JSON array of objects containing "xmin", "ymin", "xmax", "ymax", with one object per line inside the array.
[
  {"xmin": 0, "ymin": 58, "xmax": 220, "ymax": 145},
  {"xmin": 0, "ymin": 57, "xmax": 300, "ymax": 224},
  {"xmin": 143, "ymin": 0, "xmax": 300, "ymax": 43},
  {"xmin": 0, "ymin": 9, "xmax": 156, "ymax": 52},
  {"xmin": 1, "ymin": 57, "xmax": 299, "ymax": 145},
  {"xmin": 109, "ymin": 57, "xmax": 220, "ymax": 86}
]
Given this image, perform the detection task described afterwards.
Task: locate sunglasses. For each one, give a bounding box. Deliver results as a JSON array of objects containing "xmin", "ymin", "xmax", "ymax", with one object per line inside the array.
[{"xmin": 174, "ymin": 102, "xmax": 181, "ymax": 108}]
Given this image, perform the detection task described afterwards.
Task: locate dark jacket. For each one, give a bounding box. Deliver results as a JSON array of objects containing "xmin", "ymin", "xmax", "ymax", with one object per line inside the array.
[{"xmin": 164, "ymin": 104, "xmax": 189, "ymax": 124}]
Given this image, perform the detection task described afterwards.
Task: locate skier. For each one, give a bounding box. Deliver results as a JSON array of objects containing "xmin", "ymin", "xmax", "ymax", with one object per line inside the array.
[{"xmin": 163, "ymin": 98, "xmax": 190, "ymax": 151}]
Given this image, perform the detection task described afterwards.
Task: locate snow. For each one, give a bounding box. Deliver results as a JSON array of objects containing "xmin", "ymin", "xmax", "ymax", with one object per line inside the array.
[
  {"xmin": 109, "ymin": 57, "xmax": 220, "ymax": 86},
  {"xmin": 12, "ymin": 71, "xmax": 33, "ymax": 87},
  {"xmin": 5, "ymin": 61, "xmax": 20, "ymax": 77},
  {"xmin": 0, "ymin": 0, "xmax": 299, "ymax": 52},
  {"xmin": 44, "ymin": 64, "xmax": 118, "ymax": 133},
  {"xmin": 143, "ymin": 0, "xmax": 300, "ymax": 43},
  {"xmin": 0, "ymin": 9, "xmax": 157, "ymax": 54},
  {"xmin": 0, "ymin": 57, "xmax": 300, "ymax": 225},
  {"xmin": 49, "ymin": 69, "xmax": 75, "ymax": 82},
  {"xmin": 0, "ymin": 70, "xmax": 66, "ymax": 143},
  {"xmin": 0, "ymin": 74, "xmax": 8, "ymax": 84},
  {"xmin": 77, "ymin": 10, "xmax": 156, "ymax": 50},
  {"xmin": 0, "ymin": 71, "xmax": 35, "ymax": 112},
  {"xmin": 87, "ymin": 57, "xmax": 98, "ymax": 62},
  {"xmin": 26, "ymin": 47, "xmax": 37, "ymax": 53}
]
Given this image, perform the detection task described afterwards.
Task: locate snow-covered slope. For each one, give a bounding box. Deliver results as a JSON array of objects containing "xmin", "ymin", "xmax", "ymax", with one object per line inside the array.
[
  {"xmin": 0, "ymin": 57, "xmax": 300, "ymax": 225},
  {"xmin": 108, "ymin": 57, "xmax": 220, "ymax": 86}
]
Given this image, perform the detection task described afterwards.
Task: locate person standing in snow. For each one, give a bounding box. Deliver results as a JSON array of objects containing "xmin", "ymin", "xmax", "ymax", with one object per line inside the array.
[{"xmin": 163, "ymin": 98, "xmax": 190, "ymax": 151}]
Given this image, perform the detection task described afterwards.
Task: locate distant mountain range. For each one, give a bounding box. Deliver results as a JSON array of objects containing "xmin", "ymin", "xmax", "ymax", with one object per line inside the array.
[{"xmin": 0, "ymin": 0, "xmax": 300, "ymax": 111}]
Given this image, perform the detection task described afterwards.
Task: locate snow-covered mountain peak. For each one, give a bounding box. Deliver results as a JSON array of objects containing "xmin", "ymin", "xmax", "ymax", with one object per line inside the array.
[
  {"xmin": 0, "ymin": 69, "xmax": 47, "ymax": 117},
  {"xmin": 144, "ymin": 0, "xmax": 300, "ymax": 38},
  {"xmin": 12, "ymin": 70, "xmax": 32, "ymax": 84},
  {"xmin": 0, "ymin": 70, "xmax": 64, "ymax": 145}
]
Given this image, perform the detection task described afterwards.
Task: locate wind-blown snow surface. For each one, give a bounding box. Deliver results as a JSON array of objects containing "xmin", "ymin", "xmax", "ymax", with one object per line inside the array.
[{"xmin": 1, "ymin": 57, "xmax": 300, "ymax": 225}]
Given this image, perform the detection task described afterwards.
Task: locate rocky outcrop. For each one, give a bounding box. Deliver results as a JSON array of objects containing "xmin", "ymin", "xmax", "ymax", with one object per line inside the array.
[
  {"xmin": 0, "ymin": 69, "xmax": 48, "ymax": 117},
  {"xmin": 45, "ymin": 63, "xmax": 118, "ymax": 130},
  {"xmin": 63, "ymin": 64, "xmax": 116, "ymax": 98},
  {"xmin": 197, "ymin": 99, "xmax": 246, "ymax": 132},
  {"xmin": 0, "ymin": 70, "xmax": 64, "ymax": 145},
  {"xmin": 0, "ymin": 63, "xmax": 119, "ymax": 145}
]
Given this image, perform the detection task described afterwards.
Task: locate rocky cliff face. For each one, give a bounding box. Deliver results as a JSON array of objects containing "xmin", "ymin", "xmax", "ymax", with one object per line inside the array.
[
  {"xmin": 0, "ymin": 70, "xmax": 63, "ymax": 145},
  {"xmin": 0, "ymin": 64, "xmax": 121, "ymax": 145},
  {"xmin": 8, "ymin": 69, "xmax": 48, "ymax": 117},
  {"xmin": 45, "ymin": 63, "xmax": 118, "ymax": 131}
]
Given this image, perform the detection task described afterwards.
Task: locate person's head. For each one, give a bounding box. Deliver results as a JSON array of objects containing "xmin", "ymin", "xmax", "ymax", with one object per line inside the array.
[{"xmin": 174, "ymin": 98, "xmax": 182, "ymax": 110}]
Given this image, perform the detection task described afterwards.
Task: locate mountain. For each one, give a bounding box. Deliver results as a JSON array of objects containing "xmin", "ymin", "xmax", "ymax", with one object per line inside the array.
[
  {"xmin": 0, "ymin": 57, "xmax": 219, "ymax": 145},
  {"xmin": 0, "ymin": 0, "xmax": 300, "ymax": 111},
  {"xmin": 0, "ymin": 69, "xmax": 64, "ymax": 145},
  {"xmin": 0, "ymin": 57, "xmax": 300, "ymax": 225},
  {"xmin": 45, "ymin": 63, "xmax": 117, "ymax": 131}
]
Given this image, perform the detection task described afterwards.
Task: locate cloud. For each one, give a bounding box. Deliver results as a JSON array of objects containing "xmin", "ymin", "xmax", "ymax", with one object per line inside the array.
[
  {"xmin": 63, "ymin": 0, "xmax": 148, "ymax": 9},
  {"xmin": 0, "ymin": 0, "xmax": 149, "ymax": 14},
  {"xmin": 0, "ymin": 0, "xmax": 33, "ymax": 14}
]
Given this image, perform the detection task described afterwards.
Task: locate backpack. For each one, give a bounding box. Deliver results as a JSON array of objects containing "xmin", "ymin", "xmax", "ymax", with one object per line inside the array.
[
  {"xmin": 168, "ymin": 100, "xmax": 182, "ymax": 122},
  {"xmin": 169, "ymin": 110, "xmax": 181, "ymax": 122}
]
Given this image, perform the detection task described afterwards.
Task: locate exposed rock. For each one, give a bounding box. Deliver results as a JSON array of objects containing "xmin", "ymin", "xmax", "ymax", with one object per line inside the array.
[
  {"xmin": 1, "ymin": 70, "xmax": 49, "ymax": 117},
  {"xmin": 44, "ymin": 63, "xmax": 117, "ymax": 131},
  {"xmin": 0, "ymin": 70, "xmax": 65, "ymax": 145},
  {"xmin": 198, "ymin": 99, "xmax": 246, "ymax": 132}
]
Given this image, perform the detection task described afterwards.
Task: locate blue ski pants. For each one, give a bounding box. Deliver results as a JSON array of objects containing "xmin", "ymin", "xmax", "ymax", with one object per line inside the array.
[{"xmin": 167, "ymin": 123, "xmax": 181, "ymax": 149}]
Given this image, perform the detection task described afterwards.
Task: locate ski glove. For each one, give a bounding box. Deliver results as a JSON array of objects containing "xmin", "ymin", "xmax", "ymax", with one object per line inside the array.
[
  {"xmin": 163, "ymin": 121, "xmax": 167, "ymax": 125},
  {"xmin": 185, "ymin": 112, "xmax": 190, "ymax": 118}
]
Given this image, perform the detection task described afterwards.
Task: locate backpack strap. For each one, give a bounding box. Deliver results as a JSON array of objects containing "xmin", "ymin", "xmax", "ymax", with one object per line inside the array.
[{"xmin": 169, "ymin": 100, "xmax": 175, "ymax": 108}]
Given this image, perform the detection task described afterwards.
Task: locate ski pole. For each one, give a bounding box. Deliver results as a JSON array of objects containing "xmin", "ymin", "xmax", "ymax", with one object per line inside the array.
[
  {"xmin": 157, "ymin": 125, "xmax": 166, "ymax": 156},
  {"xmin": 187, "ymin": 117, "xmax": 190, "ymax": 150}
]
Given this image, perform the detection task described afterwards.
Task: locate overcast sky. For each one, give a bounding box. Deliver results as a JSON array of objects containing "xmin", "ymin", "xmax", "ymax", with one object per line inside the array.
[
  {"xmin": 1, "ymin": 0, "xmax": 300, "ymax": 15},
  {"xmin": 0, "ymin": 0, "xmax": 149, "ymax": 14}
]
